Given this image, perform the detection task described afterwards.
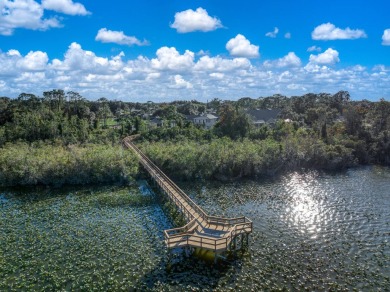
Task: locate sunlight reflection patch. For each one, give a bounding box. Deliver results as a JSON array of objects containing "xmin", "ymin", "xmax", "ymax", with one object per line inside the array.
[{"xmin": 281, "ymin": 172, "xmax": 325, "ymax": 238}]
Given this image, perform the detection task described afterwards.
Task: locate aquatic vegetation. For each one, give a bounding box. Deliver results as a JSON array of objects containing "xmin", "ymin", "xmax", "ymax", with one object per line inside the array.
[
  {"xmin": 138, "ymin": 137, "xmax": 355, "ymax": 181},
  {"xmin": 0, "ymin": 143, "xmax": 138, "ymax": 187},
  {"xmin": 1, "ymin": 168, "xmax": 389, "ymax": 290},
  {"xmin": 179, "ymin": 167, "xmax": 390, "ymax": 290},
  {"xmin": 0, "ymin": 185, "xmax": 170, "ymax": 290}
]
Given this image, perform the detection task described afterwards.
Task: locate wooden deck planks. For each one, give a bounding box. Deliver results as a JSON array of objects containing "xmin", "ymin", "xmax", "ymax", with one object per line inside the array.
[{"xmin": 123, "ymin": 136, "xmax": 253, "ymax": 253}]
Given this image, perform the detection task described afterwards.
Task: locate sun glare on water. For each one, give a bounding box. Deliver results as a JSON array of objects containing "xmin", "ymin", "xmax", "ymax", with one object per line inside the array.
[{"xmin": 281, "ymin": 172, "xmax": 327, "ymax": 239}]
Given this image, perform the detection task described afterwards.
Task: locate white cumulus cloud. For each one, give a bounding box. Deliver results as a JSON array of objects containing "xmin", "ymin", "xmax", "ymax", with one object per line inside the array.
[
  {"xmin": 151, "ymin": 47, "xmax": 195, "ymax": 71},
  {"xmin": 0, "ymin": 42, "xmax": 389, "ymax": 102},
  {"xmin": 264, "ymin": 52, "xmax": 301, "ymax": 68},
  {"xmin": 284, "ymin": 32, "xmax": 291, "ymax": 39},
  {"xmin": 265, "ymin": 27, "xmax": 279, "ymax": 38},
  {"xmin": 50, "ymin": 42, "xmax": 125, "ymax": 74},
  {"xmin": 42, "ymin": 0, "xmax": 90, "ymax": 15},
  {"xmin": 0, "ymin": 0, "xmax": 61, "ymax": 35},
  {"xmin": 169, "ymin": 75, "xmax": 193, "ymax": 89},
  {"xmin": 0, "ymin": 49, "xmax": 48, "ymax": 80},
  {"xmin": 170, "ymin": 7, "xmax": 222, "ymax": 33},
  {"xmin": 309, "ymin": 48, "xmax": 340, "ymax": 65},
  {"xmin": 209, "ymin": 72, "xmax": 224, "ymax": 79},
  {"xmin": 7, "ymin": 49, "xmax": 22, "ymax": 57},
  {"xmin": 312, "ymin": 23, "xmax": 367, "ymax": 40},
  {"xmin": 194, "ymin": 55, "xmax": 251, "ymax": 72},
  {"xmin": 95, "ymin": 28, "xmax": 149, "ymax": 46},
  {"xmin": 226, "ymin": 34, "xmax": 259, "ymax": 58},
  {"xmin": 0, "ymin": 50, "xmax": 21, "ymax": 75},
  {"xmin": 15, "ymin": 71, "xmax": 46, "ymax": 83},
  {"xmin": 382, "ymin": 29, "xmax": 390, "ymax": 45},
  {"xmin": 17, "ymin": 51, "xmax": 49, "ymax": 71}
]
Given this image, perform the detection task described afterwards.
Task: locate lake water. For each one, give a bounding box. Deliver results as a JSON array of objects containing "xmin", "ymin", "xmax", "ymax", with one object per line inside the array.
[{"xmin": 1, "ymin": 167, "xmax": 389, "ymax": 290}]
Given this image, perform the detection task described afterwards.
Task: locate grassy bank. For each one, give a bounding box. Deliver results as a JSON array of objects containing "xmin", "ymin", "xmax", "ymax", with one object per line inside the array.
[{"xmin": 0, "ymin": 143, "xmax": 138, "ymax": 187}]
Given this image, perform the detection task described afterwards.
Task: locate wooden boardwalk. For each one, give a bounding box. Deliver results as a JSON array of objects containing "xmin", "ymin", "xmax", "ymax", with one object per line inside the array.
[{"xmin": 123, "ymin": 136, "xmax": 252, "ymax": 254}]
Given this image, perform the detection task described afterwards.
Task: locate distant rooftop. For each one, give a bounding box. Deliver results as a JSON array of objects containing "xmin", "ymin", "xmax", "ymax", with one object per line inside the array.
[
  {"xmin": 246, "ymin": 109, "xmax": 281, "ymax": 122},
  {"xmin": 194, "ymin": 113, "xmax": 218, "ymax": 120},
  {"xmin": 187, "ymin": 113, "xmax": 218, "ymax": 120}
]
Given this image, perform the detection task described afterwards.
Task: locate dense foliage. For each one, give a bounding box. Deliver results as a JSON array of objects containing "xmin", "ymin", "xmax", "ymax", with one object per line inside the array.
[
  {"xmin": 139, "ymin": 133, "xmax": 355, "ymax": 181},
  {"xmin": 0, "ymin": 143, "xmax": 138, "ymax": 187},
  {"xmin": 134, "ymin": 92, "xmax": 390, "ymax": 180},
  {"xmin": 0, "ymin": 91, "xmax": 131, "ymax": 145},
  {"xmin": 0, "ymin": 89, "xmax": 389, "ymax": 184}
]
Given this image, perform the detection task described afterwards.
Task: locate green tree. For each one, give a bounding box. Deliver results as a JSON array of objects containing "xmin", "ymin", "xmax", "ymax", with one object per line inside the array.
[
  {"xmin": 97, "ymin": 97, "xmax": 112, "ymax": 128},
  {"xmin": 43, "ymin": 89, "xmax": 65, "ymax": 113},
  {"xmin": 214, "ymin": 104, "xmax": 251, "ymax": 139}
]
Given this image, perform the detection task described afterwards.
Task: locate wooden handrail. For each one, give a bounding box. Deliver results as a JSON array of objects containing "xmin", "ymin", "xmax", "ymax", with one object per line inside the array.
[
  {"xmin": 123, "ymin": 136, "xmax": 253, "ymax": 252},
  {"xmin": 124, "ymin": 139, "xmax": 209, "ymax": 220}
]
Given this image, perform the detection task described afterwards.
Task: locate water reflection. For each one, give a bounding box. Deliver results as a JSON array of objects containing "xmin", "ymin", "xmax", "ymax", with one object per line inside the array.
[
  {"xmin": 2, "ymin": 167, "xmax": 389, "ymax": 290},
  {"xmin": 282, "ymin": 172, "xmax": 323, "ymax": 238},
  {"xmin": 180, "ymin": 167, "xmax": 390, "ymax": 290}
]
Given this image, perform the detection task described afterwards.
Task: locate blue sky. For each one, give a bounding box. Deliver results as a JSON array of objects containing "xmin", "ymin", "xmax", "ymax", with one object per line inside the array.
[{"xmin": 1, "ymin": 0, "xmax": 389, "ymax": 101}]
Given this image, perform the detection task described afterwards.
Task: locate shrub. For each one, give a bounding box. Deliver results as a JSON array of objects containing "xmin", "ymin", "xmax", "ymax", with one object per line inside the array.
[{"xmin": 0, "ymin": 143, "xmax": 138, "ymax": 187}]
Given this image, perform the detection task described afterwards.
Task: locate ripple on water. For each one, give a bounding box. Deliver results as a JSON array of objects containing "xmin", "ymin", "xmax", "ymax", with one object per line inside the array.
[
  {"xmin": 180, "ymin": 166, "xmax": 390, "ymax": 290},
  {"xmin": 1, "ymin": 167, "xmax": 390, "ymax": 290},
  {"xmin": 0, "ymin": 193, "xmax": 8, "ymax": 204}
]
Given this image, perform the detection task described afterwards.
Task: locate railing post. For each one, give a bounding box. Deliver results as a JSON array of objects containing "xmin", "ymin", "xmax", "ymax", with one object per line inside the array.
[{"xmin": 124, "ymin": 137, "xmax": 252, "ymax": 254}]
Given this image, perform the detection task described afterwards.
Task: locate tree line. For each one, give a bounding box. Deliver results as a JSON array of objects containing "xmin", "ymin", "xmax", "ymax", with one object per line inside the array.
[
  {"xmin": 0, "ymin": 89, "xmax": 389, "ymax": 184},
  {"xmin": 142, "ymin": 91, "xmax": 390, "ymax": 169}
]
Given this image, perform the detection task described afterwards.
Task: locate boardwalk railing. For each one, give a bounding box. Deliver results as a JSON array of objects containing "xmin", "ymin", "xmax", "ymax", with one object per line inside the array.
[
  {"xmin": 164, "ymin": 220, "xmax": 253, "ymax": 252},
  {"xmin": 123, "ymin": 136, "xmax": 253, "ymax": 253}
]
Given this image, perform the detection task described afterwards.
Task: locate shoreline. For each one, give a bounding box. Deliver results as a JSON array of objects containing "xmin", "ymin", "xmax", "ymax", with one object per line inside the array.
[{"xmin": 2, "ymin": 164, "xmax": 387, "ymax": 189}]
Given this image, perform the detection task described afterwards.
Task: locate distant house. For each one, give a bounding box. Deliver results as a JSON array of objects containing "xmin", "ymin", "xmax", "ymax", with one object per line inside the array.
[
  {"xmin": 193, "ymin": 114, "xmax": 219, "ymax": 129},
  {"xmin": 205, "ymin": 108, "xmax": 216, "ymax": 114},
  {"xmin": 185, "ymin": 114, "xmax": 199, "ymax": 123},
  {"xmin": 149, "ymin": 117, "xmax": 164, "ymax": 128},
  {"xmin": 149, "ymin": 117, "xmax": 179, "ymax": 128},
  {"xmin": 246, "ymin": 109, "xmax": 281, "ymax": 126}
]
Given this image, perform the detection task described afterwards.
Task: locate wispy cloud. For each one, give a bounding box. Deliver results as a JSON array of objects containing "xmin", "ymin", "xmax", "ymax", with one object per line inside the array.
[
  {"xmin": 95, "ymin": 28, "xmax": 149, "ymax": 46},
  {"xmin": 266, "ymin": 27, "xmax": 279, "ymax": 38},
  {"xmin": 307, "ymin": 46, "xmax": 322, "ymax": 52}
]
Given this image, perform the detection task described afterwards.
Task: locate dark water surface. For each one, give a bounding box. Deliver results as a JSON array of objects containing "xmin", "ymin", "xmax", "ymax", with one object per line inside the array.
[{"xmin": 1, "ymin": 167, "xmax": 389, "ymax": 290}]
